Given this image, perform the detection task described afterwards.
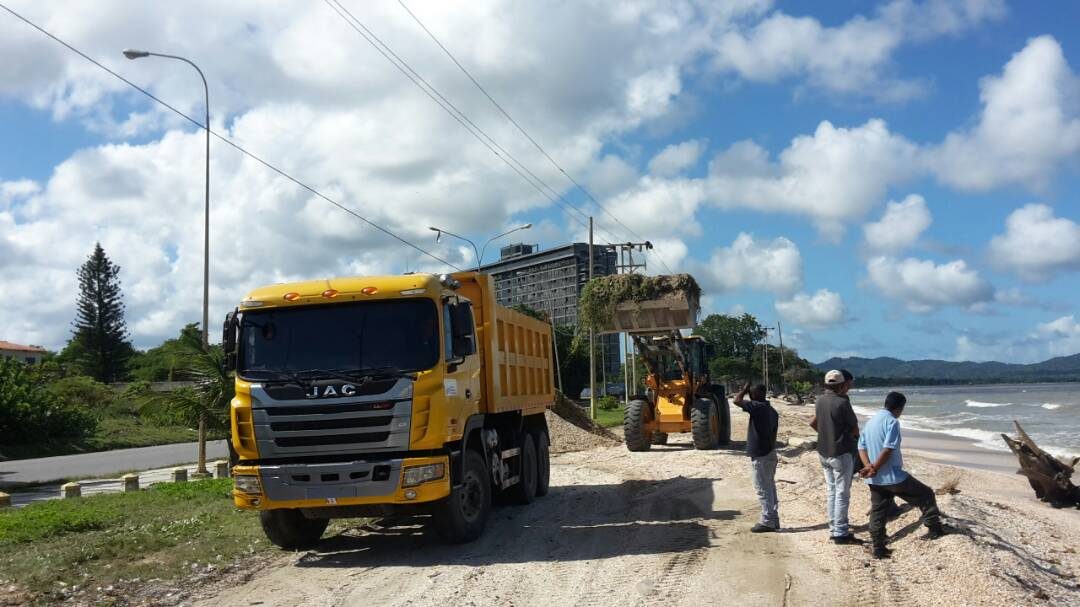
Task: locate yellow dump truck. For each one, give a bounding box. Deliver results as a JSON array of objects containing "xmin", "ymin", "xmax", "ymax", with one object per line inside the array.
[{"xmin": 222, "ymin": 272, "xmax": 554, "ymax": 548}]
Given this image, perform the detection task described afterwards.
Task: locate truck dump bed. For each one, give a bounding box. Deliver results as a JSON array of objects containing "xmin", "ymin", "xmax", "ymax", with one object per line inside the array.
[{"xmin": 453, "ymin": 272, "xmax": 555, "ymax": 416}]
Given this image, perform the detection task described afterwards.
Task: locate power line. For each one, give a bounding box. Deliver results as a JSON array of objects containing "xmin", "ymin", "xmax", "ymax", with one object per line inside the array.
[
  {"xmin": 322, "ymin": 0, "xmax": 629, "ymax": 247},
  {"xmin": 0, "ymin": 1, "xmax": 462, "ymax": 271},
  {"xmin": 395, "ymin": 0, "xmax": 676, "ymax": 274}
]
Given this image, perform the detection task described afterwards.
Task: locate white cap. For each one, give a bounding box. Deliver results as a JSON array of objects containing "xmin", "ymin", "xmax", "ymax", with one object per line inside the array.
[{"xmin": 824, "ymin": 370, "xmax": 845, "ymax": 385}]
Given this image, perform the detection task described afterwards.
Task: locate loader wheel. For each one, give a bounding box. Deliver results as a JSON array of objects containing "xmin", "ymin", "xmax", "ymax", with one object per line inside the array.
[
  {"xmin": 432, "ymin": 450, "xmax": 490, "ymax": 543},
  {"xmin": 651, "ymin": 432, "xmax": 669, "ymax": 445},
  {"xmin": 533, "ymin": 429, "xmax": 551, "ymax": 497},
  {"xmin": 509, "ymin": 433, "xmax": 538, "ymax": 505},
  {"xmin": 624, "ymin": 399, "xmax": 651, "ymax": 452},
  {"xmin": 259, "ymin": 509, "xmax": 329, "ymax": 550},
  {"xmin": 717, "ymin": 397, "xmax": 732, "ymax": 446},
  {"xmin": 691, "ymin": 397, "xmax": 721, "ymax": 450}
]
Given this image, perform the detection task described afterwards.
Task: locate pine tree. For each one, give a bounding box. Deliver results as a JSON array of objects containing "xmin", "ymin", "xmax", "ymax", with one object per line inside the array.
[{"xmin": 69, "ymin": 243, "xmax": 133, "ymax": 383}]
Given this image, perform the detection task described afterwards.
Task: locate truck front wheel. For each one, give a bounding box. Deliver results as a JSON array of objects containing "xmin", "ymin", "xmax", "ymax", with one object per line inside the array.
[
  {"xmin": 432, "ymin": 450, "xmax": 490, "ymax": 543},
  {"xmin": 259, "ymin": 509, "xmax": 329, "ymax": 550},
  {"xmin": 624, "ymin": 399, "xmax": 651, "ymax": 452},
  {"xmin": 691, "ymin": 397, "xmax": 721, "ymax": 450}
]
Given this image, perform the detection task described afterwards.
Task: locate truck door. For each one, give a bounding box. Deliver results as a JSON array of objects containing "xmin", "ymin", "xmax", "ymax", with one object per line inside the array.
[{"xmin": 444, "ymin": 300, "xmax": 482, "ymax": 438}]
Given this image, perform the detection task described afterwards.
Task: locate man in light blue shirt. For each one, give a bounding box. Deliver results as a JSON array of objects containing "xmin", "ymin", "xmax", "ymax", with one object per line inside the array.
[{"xmin": 858, "ymin": 392, "xmax": 946, "ymax": 559}]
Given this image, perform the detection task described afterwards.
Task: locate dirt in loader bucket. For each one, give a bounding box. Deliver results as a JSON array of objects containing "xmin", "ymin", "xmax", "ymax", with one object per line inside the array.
[{"xmin": 578, "ymin": 273, "xmax": 701, "ymax": 335}]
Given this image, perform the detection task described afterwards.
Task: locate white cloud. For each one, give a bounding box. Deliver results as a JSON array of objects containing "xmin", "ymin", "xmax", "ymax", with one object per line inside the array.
[
  {"xmin": 988, "ymin": 204, "xmax": 1080, "ymax": 282},
  {"xmin": 697, "ymin": 233, "xmax": 803, "ymax": 295},
  {"xmin": 1034, "ymin": 316, "xmax": 1080, "ymax": 358},
  {"xmin": 930, "ymin": 36, "xmax": 1080, "ymax": 191},
  {"xmin": 706, "ymin": 120, "xmax": 919, "ymax": 240},
  {"xmin": 710, "ymin": 0, "xmax": 1005, "ymax": 101},
  {"xmin": 775, "ymin": 289, "xmax": 846, "ymax": 328},
  {"xmin": 954, "ymin": 315, "xmax": 1080, "ymax": 363},
  {"xmin": 866, "ymin": 255, "xmax": 993, "ymax": 312},
  {"xmin": 648, "ymin": 139, "xmax": 705, "ymax": 177},
  {"xmin": 603, "ymin": 177, "xmax": 706, "ymax": 239},
  {"xmin": 0, "ymin": 179, "xmax": 41, "ymax": 205},
  {"xmin": 862, "ymin": 194, "xmax": 931, "ymax": 254}
]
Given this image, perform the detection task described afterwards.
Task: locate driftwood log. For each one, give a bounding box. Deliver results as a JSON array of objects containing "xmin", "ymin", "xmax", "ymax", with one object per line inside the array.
[{"xmin": 1001, "ymin": 420, "xmax": 1080, "ymax": 508}]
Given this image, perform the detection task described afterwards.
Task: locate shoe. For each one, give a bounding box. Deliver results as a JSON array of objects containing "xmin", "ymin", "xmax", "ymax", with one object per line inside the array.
[
  {"xmin": 872, "ymin": 545, "xmax": 892, "ymax": 559},
  {"xmin": 831, "ymin": 533, "xmax": 863, "ymax": 545},
  {"xmin": 751, "ymin": 523, "xmax": 779, "ymax": 533},
  {"xmin": 922, "ymin": 525, "xmax": 950, "ymax": 540}
]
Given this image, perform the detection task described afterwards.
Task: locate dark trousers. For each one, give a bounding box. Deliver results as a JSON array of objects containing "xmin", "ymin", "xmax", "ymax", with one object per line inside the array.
[{"xmin": 868, "ymin": 475, "xmax": 942, "ymax": 548}]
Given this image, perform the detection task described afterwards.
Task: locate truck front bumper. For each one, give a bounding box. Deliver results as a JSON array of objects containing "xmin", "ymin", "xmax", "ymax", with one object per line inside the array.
[{"xmin": 232, "ymin": 455, "xmax": 450, "ymax": 510}]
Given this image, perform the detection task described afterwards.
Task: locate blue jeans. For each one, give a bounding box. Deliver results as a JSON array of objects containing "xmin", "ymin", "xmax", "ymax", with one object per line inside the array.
[
  {"xmin": 819, "ymin": 453, "xmax": 854, "ymax": 537},
  {"xmin": 750, "ymin": 450, "xmax": 779, "ymax": 528}
]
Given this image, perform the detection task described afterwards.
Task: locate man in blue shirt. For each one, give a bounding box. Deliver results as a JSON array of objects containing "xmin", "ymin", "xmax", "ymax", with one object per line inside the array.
[{"xmin": 858, "ymin": 392, "xmax": 946, "ymax": 559}]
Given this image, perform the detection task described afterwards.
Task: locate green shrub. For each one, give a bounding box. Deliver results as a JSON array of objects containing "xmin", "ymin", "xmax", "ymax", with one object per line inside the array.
[
  {"xmin": 0, "ymin": 358, "xmax": 98, "ymax": 443},
  {"xmin": 597, "ymin": 395, "xmax": 621, "ymax": 411},
  {"xmin": 46, "ymin": 375, "xmax": 118, "ymax": 415}
]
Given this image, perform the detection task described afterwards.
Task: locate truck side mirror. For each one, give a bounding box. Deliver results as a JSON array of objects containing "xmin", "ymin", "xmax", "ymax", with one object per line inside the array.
[
  {"xmin": 222, "ymin": 309, "xmax": 238, "ymax": 372},
  {"xmin": 450, "ymin": 302, "xmax": 476, "ymax": 358}
]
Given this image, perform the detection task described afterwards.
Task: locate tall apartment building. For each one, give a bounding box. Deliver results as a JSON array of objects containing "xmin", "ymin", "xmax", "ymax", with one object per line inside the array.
[{"xmin": 480, "ymin": 243, "xmax": 620, "ymax": 377}]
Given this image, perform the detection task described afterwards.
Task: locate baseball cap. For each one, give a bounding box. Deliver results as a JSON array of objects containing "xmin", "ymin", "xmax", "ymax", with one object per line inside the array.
[{"xmin": 824, "ymin": 370, "xmax": 845, "ymax": 385}]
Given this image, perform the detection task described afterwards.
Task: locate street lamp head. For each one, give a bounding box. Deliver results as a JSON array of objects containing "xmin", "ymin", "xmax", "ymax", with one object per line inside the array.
[
  {"xmin": 122, "ymin": 48, "xmax": 150, "ymax": 59},
  {"xmin": 520, "ymin": 223, "xmax": 532, "ymax": 230},
  {"xmin": 428, "ymin": 227, "xmax": 442, "ymax": 243}
]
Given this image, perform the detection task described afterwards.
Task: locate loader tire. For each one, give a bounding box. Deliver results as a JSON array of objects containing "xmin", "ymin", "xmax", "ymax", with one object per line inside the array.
[
  {"xmin": 691, "ymin": 397, "xmax": 721, "ymax": 450},
  {"xmin": 259, "ymin": 509, "xmax": 329, "ymax": 550},
  {"xmin": 432, "ymin": 450, "xmax": 490, "ymax": 543},
  {"xmin": 651, "ymin": 432, "xmax": 669, "ymax": 445},
  {"xmin": 717, "ymin": 397, "xmax": 732, "ymax": 446},
  {"xmin": 508, "ymin": 433, "xmax": 538, "ymax": 505},
  {"xmin": 624, "ymin": 399, "xmax": 651, "ymax": 452},
  {"xmin": 533, "ymin": 429, "xmax": 551, "ymax": 497}
]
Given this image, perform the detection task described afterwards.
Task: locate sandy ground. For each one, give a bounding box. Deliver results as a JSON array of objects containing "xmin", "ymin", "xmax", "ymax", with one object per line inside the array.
[{"xmin": 189, "ymin": 401, "xmax": 1080, "ymax": 607}]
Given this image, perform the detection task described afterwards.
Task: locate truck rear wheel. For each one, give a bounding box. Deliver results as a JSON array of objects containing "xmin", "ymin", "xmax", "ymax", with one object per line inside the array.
[
  {"xmin": 534, "ymin": 429, "xmax": 551, "ymax": 497},
  {"xmin": 624, "ymin": 399, "xmax": 651, "ymax": 452},
  {"xmin": 691, "ymin": 397, "xmax": 720, "ymax": 450},
  {"xmin": 259, "ymin": 509, "xmax": 329, "ymax": 550},
  {"xmin": 509, "ymin": 433, "xmax": 538, "ymax": 504},
  {"xmin": 432, "ymin": 450, "xmax": 490, "ymax": 543}
]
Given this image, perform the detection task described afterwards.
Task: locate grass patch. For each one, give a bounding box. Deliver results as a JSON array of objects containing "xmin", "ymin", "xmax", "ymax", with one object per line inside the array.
[
  {"xmin": 0, "ymin": 479, "xmax": 266, "ymax": 598},
  {"xmin": 594, "ymin": 406, "xmax": 624, "ymax": 428},
  {"xmin": 1, "ymin": 415, "xmax": 228, "ymax": 460}
]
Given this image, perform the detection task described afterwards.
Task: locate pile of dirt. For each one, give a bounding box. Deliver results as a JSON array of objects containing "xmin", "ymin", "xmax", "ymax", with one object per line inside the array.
[{"xmin": 546, "ymin": 393, "xmax": 620, "ymax": 453}]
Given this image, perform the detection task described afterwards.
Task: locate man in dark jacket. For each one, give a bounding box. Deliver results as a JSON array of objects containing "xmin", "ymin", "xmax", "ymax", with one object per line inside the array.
[
  {"xmin": 810, "ymin": 369, "xmax": 861, "ymax": 544},
  {"xmin": 733, "ymin": 383, "xmax": 780, "ymax": 532}
]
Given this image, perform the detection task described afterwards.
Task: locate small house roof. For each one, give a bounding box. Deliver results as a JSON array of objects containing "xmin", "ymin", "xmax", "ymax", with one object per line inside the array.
[{"xmin": 0, "ymin": 340, "xmax": 47, "ymax": 353}]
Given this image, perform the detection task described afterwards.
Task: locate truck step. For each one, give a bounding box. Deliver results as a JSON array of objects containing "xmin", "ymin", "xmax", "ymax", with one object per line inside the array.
[
  {"xmin": 500, "ymin": 475, "xmax": 520, "ymax": 489},
  {"xmin": 500, "ymin": 448, "xmax": 521, "ymax": 459}
]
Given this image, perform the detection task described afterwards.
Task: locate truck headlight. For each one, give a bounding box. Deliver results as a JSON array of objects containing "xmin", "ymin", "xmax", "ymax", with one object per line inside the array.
[
  {"xmin": 234, "ymin": 474, "xmax": 261, "ymax": 494},
  {"xmin": 402, "ymin": 463, "xmax": 445, "ymax": 487}
]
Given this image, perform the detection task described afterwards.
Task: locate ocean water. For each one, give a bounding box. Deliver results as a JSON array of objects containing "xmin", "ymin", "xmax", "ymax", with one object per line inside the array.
[{"xmin": 847, "ymin": 383, "xmax": 1080, "ymax": 460}]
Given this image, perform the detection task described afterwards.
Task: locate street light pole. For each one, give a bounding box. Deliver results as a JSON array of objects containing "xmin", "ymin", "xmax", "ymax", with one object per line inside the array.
[
  {"xmin": 429, "ymin": 224, "xmax": 531, "ymax": 272},
  {"xmin": 122, "ymin": 49, "xmax": 210, "ymax": 349}
]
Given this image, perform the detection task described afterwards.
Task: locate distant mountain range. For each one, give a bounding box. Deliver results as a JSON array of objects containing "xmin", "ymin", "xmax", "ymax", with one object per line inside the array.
[{"xmin": 815, "ymin": 354, "xmax": 1080, "ymax": 384}]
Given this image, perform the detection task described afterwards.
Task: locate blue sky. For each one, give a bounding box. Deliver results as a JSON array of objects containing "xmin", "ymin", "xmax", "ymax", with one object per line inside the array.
[{"xmin": 0, "ymin": 1, "xmax": 1078, "ymax": 364}]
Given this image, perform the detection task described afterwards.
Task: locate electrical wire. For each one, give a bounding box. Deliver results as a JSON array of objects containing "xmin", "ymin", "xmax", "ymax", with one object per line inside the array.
[
  {"xmin": 394, "ymin": 0, "xmax": 675, "ymax": 274},
  {"xmin": 0, "ymin": 1, "xmax": 463, "ymax": 271},
  {"xmin": 322, "ymin": 0, "xmax": 630, "ymax": 247}
]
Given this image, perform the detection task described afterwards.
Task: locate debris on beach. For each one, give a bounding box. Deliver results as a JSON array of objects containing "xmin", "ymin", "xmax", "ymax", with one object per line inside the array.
[{"xmin": 1001, "ymin": 420, "xmax": 1079, "ymax": 508}]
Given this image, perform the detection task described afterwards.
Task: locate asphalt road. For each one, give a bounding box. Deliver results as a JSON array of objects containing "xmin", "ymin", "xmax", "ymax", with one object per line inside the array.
[{"xmin": 0, "ymin": 440, "xmax": 229, "ymax": 489}]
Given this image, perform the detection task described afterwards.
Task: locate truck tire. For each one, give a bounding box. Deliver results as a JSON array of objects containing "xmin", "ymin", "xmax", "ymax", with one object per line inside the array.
[
  {"xmin": 533, "ymin": 429, "xmax": 551, "ymax": 497},
  {"xmin": 509, "ymin": 433, "xmax": 538, "ymax": 504},
  {"xmin": 259, "ymin": 509, "xmax": 329, "ymax": 550},
  {"xmin": 717, "ymin": 397, "xmax": 732, "ymax": 446},
  {"xmin": 651, "ymin": 432, "xmax": 669, "ymax": 445},
  {"xmin": 432, "ymin": 450, "xmax": 491, "ymax": 543},
  {"xmin": 691, "ymin": 397, "xmax": 720, "ymax": 450},
  {"xmin": 624, "ymin": 399, "xmax": 651, "ymax": 452}
]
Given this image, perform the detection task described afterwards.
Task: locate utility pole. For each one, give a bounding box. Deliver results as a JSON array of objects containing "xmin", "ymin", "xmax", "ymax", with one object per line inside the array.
[
  {"xmin": 588, "ymin": 217, "xmax": 596, "ymax": 420},
  {"xmin": 551, "ymin": 317, "xmax": 563, "ymax": 394},
  {"xmin": 777, "ymin": 321, "xmax": 787, "ymax": 395}
]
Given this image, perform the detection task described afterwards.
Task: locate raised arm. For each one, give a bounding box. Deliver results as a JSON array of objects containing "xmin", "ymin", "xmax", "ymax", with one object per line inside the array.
[{"xmin": 733, "ymin": 382, "xmax": 751, "ymax": 412}]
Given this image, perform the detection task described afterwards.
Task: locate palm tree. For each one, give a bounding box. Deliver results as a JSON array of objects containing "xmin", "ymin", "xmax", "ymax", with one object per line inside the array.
[{"xmin": 138, "ymin": 330, "xmax": 232, "ymax": 476}]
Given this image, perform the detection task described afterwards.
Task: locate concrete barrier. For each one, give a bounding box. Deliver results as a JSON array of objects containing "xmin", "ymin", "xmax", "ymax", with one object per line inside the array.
[
  {"xmin": 213, "ymin": 460, "xmax": 229, "ymax": 478},
  {"xmin": 122, "ymin": 473, "xmax": 139, "ymax": 492},
  {"xmin": 61, "ymin": 482, "xmax": 81, "ymax": 498},
  {"xmin": 171, "ymin": 468, "xmax": 188, "ymax": 483}
]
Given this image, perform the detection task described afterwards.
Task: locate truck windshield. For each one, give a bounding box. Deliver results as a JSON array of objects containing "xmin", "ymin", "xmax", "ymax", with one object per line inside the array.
[{"xmin": 238, "ymin": 299, "xmax": 439, "ymax": 379}]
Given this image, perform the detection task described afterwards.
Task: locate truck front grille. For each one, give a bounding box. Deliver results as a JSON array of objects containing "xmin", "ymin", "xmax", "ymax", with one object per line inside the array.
[{"xmin": 248, "ymin": 378, "xmax": 413, "ymax": 458}]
